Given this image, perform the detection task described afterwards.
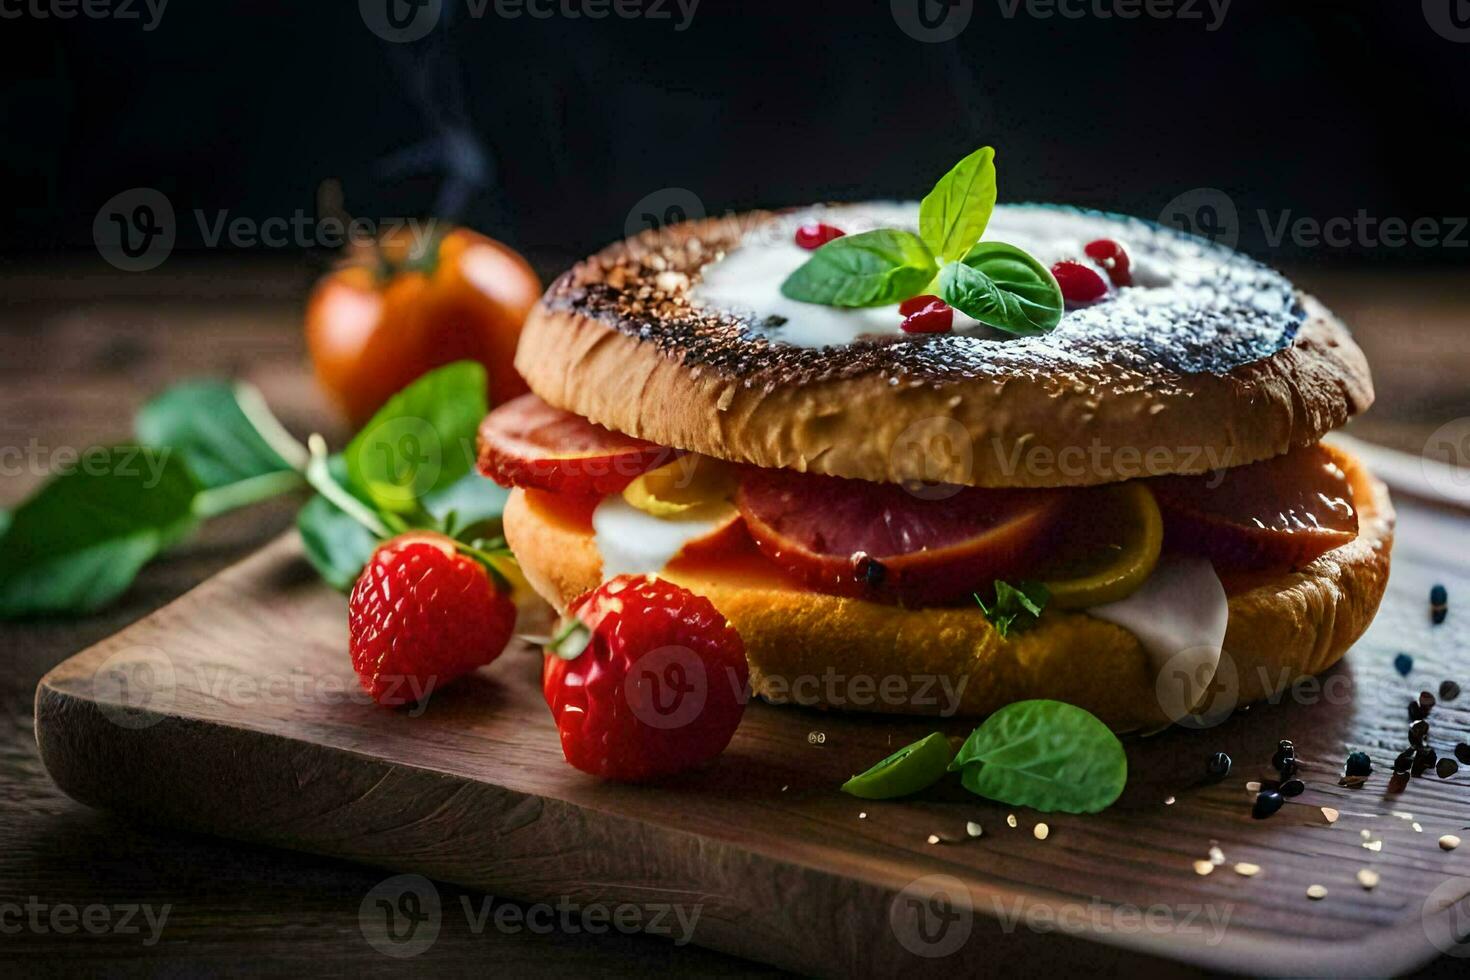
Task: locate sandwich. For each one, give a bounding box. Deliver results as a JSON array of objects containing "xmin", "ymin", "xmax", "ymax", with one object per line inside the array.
[{"xmin": 479, "ymin": 153, "xmax": 1392, "ymax": 731}]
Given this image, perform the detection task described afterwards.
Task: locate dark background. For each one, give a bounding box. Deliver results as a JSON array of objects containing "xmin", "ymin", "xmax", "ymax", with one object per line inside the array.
[{"xmin": 3, "ymin": 0, "xmax": 1469, "ymax": 274}]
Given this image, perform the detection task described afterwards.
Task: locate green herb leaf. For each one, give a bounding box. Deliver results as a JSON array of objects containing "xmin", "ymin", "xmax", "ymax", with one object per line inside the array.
[
  {"xmin": 297, "ymin": 460, "xmax": 510, "ymax": 593},
  {"xmin": 135, "ymin": 380, "xmax": 300, "ymax": 489},
  {"xmin": 919, "ymin": 146, "xmax": 997, "ymax": 262},
  {"xmin": 940, "ymin": 242, "xmax": 1064, "ymax": 336},
  {"xmin": 296, "ymin": 454, "xmax": 379, "ymax": 592},
  {"xmin": 841, "ymin": 731, "xmax": 955, "ymax": 800},
  {"xmin": 550, "ymin": 618, "xmax": 593, "ymax": 660},
  {"xmin": 779, "ymin": 229, "xmax": 937, "ymax": 308},
  {"xmin": 948, "ymin": 699, "xmax": 1127, "ymax": 813},
  {"xmin": 0, "ymin": 447, "xmax": 201, "ymax": 617},
  {"xmin": 346, "ymin": 361, "xmax": 487, "ymax": 514},
  {"xmin": 974, "ymin": 580, "xmax": 1049, "ymax": 638}
]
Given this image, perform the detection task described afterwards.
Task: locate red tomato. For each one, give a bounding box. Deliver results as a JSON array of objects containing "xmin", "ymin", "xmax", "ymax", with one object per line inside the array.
[{"xmin": 306, "ymin": 227, "xmax": 542, "ymax": 426}]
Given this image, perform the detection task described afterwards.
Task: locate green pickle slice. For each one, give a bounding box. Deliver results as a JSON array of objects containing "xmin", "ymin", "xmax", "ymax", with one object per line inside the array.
[{"xmin": 841, "ymin": 732, "xmax": 954, "ymax": 800}]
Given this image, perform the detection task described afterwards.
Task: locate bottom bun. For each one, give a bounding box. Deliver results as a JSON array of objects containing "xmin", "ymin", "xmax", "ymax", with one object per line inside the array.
[{"xmin": 503, "ymin": 454, "xmax": 1393, "ymax": 730}]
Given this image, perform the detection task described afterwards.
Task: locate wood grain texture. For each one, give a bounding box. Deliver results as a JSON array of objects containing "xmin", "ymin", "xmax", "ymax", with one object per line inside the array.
[{"xmin": 34, "ymin": 498, "xmax": 1470, "ymax": 977}]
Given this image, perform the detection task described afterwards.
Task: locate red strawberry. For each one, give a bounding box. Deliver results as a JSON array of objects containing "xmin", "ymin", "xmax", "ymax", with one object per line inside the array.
[
  {"xmin": 543, "ymin": 575, "xmax": 748, "ymax": 781},
  {"xmin": 349, "ymin": 532, "xmax": 516, "ymax": 707}
]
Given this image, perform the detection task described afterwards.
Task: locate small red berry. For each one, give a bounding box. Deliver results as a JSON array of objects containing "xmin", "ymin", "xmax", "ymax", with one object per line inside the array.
[
  {"xmin": 1051, "ymin": 260, "xmax": 1109, "ymax": 306},
  {"xmin": 1084, "ymin": 238, "xmax": 1132, "ymax": 287},
  {"xmin": 543, "ymin": 575, "xmax": 748, "ymax": 781},
  {"xmin": 349, "ymin": 532, "xmax": 516, "ymax": 707},
  {"xmin": 795, "ymin": 223, "xmax": 845, "ymax": 250},
  {"xmin": 898, "ymin": 295, "xmax": 953, "ymax": 334}
]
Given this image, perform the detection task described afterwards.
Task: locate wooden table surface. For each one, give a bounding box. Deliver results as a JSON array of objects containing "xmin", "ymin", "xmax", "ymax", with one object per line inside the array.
[{"xmin": 2, "ymin": 255, "xmax": 1468, "ymax": 977}]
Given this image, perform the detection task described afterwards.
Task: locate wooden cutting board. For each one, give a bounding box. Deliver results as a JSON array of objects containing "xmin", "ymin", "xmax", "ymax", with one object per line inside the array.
[{"xmin": 34, "ymin": 496, "xmax": 1470, "ymax": 976}]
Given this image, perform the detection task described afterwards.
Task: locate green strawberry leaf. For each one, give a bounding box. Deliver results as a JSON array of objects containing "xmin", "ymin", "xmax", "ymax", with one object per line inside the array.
[
  {"xmin": 780, "ymin": 229, "xmax": 937, "ymax": 308},
  {"xmin": 949, "ymin": 699, "xmax": 1127, "ymax": 813},
  {"xmin": 940, "ymin": 242, "xmax": 1064, "ymax": 336},
  {"xmin": 919, "ymin": 146, "xmax": 997, "ymax": 262},
  {"xmin": 0, "ymin": 447, "xmax": 201, "ymax": 617},
  {"xmin": 346, "ymin": 361, "xmax": 488, "ymax": 515},
  {"xmin": 135, "ymin": 380, "xmax": 302, "ymax": 489}
]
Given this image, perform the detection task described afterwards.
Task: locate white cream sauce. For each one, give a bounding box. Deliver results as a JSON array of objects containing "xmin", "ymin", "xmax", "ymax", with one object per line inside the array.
[
  {"xmin": 591, "ymin": 496, "xmax": 734, "ymax": 578},
  {"xmin": 690, "ymin": 202, "xmax": 1225, "ymax": 350},
  {"xmin": 1087, "ymin": 556, "xmax": 1229, "ymax": 720}
]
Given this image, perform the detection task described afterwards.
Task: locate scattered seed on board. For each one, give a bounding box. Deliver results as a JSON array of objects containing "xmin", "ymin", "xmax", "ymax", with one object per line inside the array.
[
  {"xmin": 1209, "ymin": 845, "xmax": 1226, "ymax": 865},
  {"xmin": 1440, "ymin": 679, "xmax": 1461, "ymax": 702},
  {"xmin": 1321, "ymin": 807, "xmax": 1340, "ymax": 824},
  {"xmin": 1413, "ymin": 822, "xmax": 1424, "ymax": 833},
  {"xmin": 1193, "ymin": 860, "xmax": 1214, "ymax": 876},
  {"xmin": 1034, "ymin": 823, "xmax": 1050, "ymax": 841},
  {"xmin": 1394, "ymin": 653, "xmax": 1414, "ymax": 676},
  {"xmin": 859, "ymin": 811, "xmax": 867, "ymax": 819},
  {"xmin": 1007, "ymin": 814, "xmax": 1018, "ymax": 828},
  {"xmin": 1440, "ymin": 835, "xmax": 1461, "ymax": 851},
  {"xmin": 1357, "ymin": 869, "xmax": 1380, "ymax": 890},
  {"xmin": 927, "ymin": 834, "xmax": 941, "ymax": 845},
  {"xmin": 1458, "ymin": 743, "xmax": 1470, "ymax": 765},
  {"xmin": 1234, "ymin": 862, "xmax": 1261, "ymax": 877},
  {"xmin": 1438, "ymin": 757, "xmax": 1460, "ymax": 779},
  {"xmin": 1430, "ymin": 583, "xmax": 1447, "ymax": 625},
  {"xmin": 1164, "ymin": 796, "xmax": 1176, "ymax": 805},
  {"xmin": 966, "ymin": 821, "xmax": 983, "ymax": 838},
  {"xmin": 1246, "ymin": 780, "xmax": 1262, "ymax": 793},
  {"xmin": 1307, "ymin": 884, "xmax": 1328, "ymax": 900},
  {"xmin": 1361, "ymin": 829, "xmax": 1372, "ymax": 839},
  {"xmin": 1363, "ymin": 839, "xmax": 1383, "ymax": 852}
]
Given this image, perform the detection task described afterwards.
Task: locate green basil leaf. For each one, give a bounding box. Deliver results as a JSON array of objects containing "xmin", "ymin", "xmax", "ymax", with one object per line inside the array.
[
  {"xmin": 920, "ymin": 146, "xmax": 997, "ymax": 262},
  {"xmin": 0, "ymin": 447, "xmax": 201, "ymax": 617},
  {"xmin": 346, "ymin": 361, "xmax": 487, "ymax": 514},
  {"xmin": 975, "ymin": 579, "xmax": 1049, "ymax": 638},
  {"xmin": 135, "ymin": 380, "xmax": 297, "ymax": 489},
  {"xmin": 949, "ymin": 699, "xmax": 1127, "ymax": 813},
  {"xmin": 940, "ymin": 242, "xmax": 1064, "ymax": 336},
  {"xmin": 422, "ymin": 471, "xmax": 510, "ymax": 542},
  {"xmin": 779, "ymin": 229, "xmax": 936, "ymax": 308},
  {"xmin": 298, "ymin": 460, "xmax": 509, "ymax": 593},
  {"xmin": 297, "ymin": 454, "xmax": 380, "ymax": 593}
]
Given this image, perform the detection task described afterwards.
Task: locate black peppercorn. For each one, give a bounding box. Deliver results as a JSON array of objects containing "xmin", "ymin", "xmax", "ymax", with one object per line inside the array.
[
  {"xmin": 1431, "ymin": 583, "xmax": 1448, "ymax": 625},
  {"xmin": 1280, "ymin": 777, "xmax": 1305, "ymax": 798},
  {"xmin": 1456, "ymin": 742, "xmax": 1470, "ymax": 765},
  {"xmin": 1410, "ymin": 719, "xmax": 1430, "ymax": 746},
  {"xmin": 1395, "ymin": 748, "xmax": 1416, "ymax": 773},
  {"xmin": 1437, "ymin": 757, "xmax": 1459, "ymax": 780},
  {"xmin": 1409, "ymin": 700, "xmax": 1425, "ymax": 722},
  {"xmin": 1441, "ymin": 680, "xmax": 1461, "ymax": 702},
  {"xmin": 1252, "ymin": 789, "xmax": 1284, "ymax": 819},
  {"xmin": 1344, "ymin": 751, "xmax": 1373, "ymax": 778},
  {"xmin": 1206, "ymin": 751, "xmax": 1231, "ymax": 779},
  {"xmin": 1420, "ymin": 690, "xmax": 1437, "ymax": 714},
  {"xmin": 1271, "ymin": 740, "xmax": 1296, "ymax": 772},
  {"xmin": 1413, "ymin": 746, "xmax": 1438, "ymax": 776},
  {"xmin": 1387, "ymin": 770, "xmax": 1410, "ymax": 793}
]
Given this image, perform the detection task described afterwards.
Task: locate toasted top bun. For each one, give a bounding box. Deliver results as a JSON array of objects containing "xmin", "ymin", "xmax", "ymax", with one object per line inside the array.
[{"xmin": 516, "ymin": 203, "xmax": 1373, "ymax": 488}]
